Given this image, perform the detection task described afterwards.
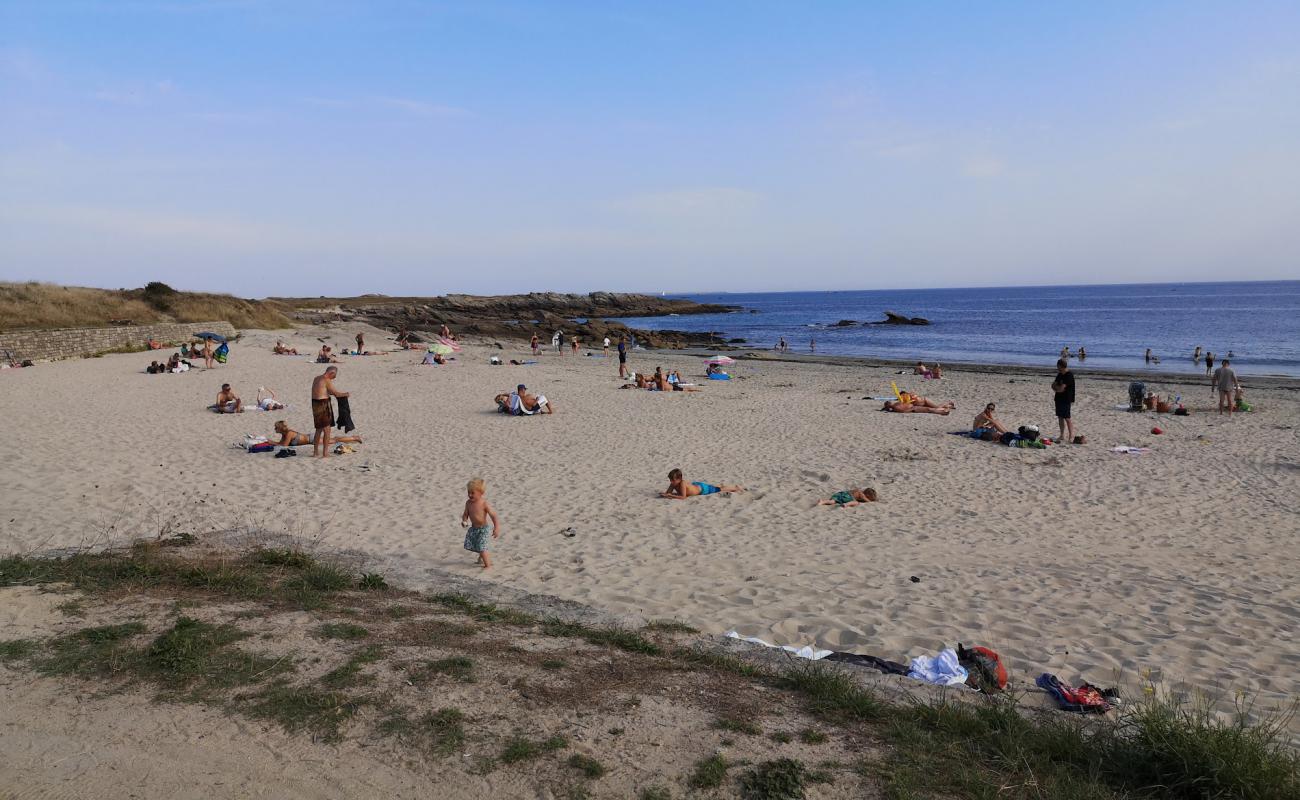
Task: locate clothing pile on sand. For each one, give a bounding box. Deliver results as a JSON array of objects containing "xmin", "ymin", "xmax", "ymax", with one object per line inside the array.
[{"xmin": 727, "ymin": 632, "xmax": 1117, "ymax": 712}]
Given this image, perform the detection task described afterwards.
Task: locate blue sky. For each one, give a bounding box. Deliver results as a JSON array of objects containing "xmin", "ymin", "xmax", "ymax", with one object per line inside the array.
[{"xmin": 2, "ymin": 1, "xmax": 1298, "ymax": 296}]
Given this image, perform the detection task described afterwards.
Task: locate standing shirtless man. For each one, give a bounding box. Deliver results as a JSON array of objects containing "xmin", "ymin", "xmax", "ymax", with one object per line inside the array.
[{"xmin": 311, "ymin": 366, "xmax": 348, "ymax": 459}]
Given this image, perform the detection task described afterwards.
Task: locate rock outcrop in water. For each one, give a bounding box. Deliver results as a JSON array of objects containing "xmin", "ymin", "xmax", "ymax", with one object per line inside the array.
[
  {"xmin": 867, "ymin": 311, "xmax": 930, "ymax": 326},
  {"xmin": 276, "ymin": 292, "xmax": 740, "ymax": 349}
]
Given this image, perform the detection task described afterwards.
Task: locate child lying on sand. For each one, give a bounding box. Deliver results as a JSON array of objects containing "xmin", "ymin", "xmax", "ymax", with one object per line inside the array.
[
  {"xmin": 661, "ymin": 468, "xmax": 745, "ymax": 499},
  {"xmin": 817, "ymin": 487, "xmax": 878, "ymax": 507}
]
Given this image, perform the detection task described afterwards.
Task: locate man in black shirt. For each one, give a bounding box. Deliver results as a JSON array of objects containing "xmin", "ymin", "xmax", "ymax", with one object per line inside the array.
[{"xmin": 1052, "ymin": 358, "xmax": 1077, "ymax": 443}]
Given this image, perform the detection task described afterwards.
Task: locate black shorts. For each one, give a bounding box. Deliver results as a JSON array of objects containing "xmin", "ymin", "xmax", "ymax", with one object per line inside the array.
[
  {"xmin": 618, "ymin": 352, "xmax": 626, "ymax": 363},
  {"xmin": 1054, "ymin": 397, "xmax": 1072, "ymax": 419}
]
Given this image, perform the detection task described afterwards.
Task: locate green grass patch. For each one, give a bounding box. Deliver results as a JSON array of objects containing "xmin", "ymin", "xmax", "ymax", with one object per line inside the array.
[
  {"xmin": 141, "ymin": 616, "xmax": 285, "ymax": 694},
  {"xmin": 376, "ymin": 708, "xmax": 466, "ymax": 756},
  {"xmin": 244, "ymin": 682, "xmax": 362, "ymax": 741},
  {"xmin": 321, "ymin": 645, "xmax": 383, "ymax": 689},
  {"xmin": 644, "ymin": 620, "xmax": 699, "ymax": 634},
  {"xmin": 418, "ymin": 707, "xmax": 467, "ymax": 756},
  {"xmin": 875, "ymin": 690, "xmax": 1300, "ymax": 800},
  {"xmin": 542, "ymin": 618, "xmax": 662, "ymax": 656},
  {"xmin": 55, "ymin": 599, "xmax": 86, "ymax": 617},
  {"xmin": 541, "ymin": 658, "xmax": 566, "ymax": 671},
  {"xmin": 567, "ymin": 753, "xmax": 606, "ymax": 779},
  {"xmin": 288, "ymin": 563, "xmax": 353, "ymax": 592},
  {"xmin": 426, "ymin": 656, "xmax": 474, "ymax": 682},
  {"xmin": 671, "ymin": 647, "xmax": 769, "ymax": 679},
  {"xmin": 798, "ymin": 728, "xmax": 827, "ymax": 744},
  {"xmin": 249, "ymin": 548, "xmax": 315, "ymax": 569},
  {"xmin": 426, "ymin": 593, "xmax": 536, "ymax": 625},
  {"xmin": 0, "ymin": 639, "xmax": 37, "ymax": 662},
  {"xmin": 500, "ymin": 733, "xmax": 568, "ymax": 764},
  {"xmin": 315, "ymin": 622, "xmax": 369, "ymax": 640},
  {"xmin": 688, "ymin": 754, "xmax": 729, "ymax": 789},
  {"xmin": 770, "ymin": 731, "xmax": 792, "ymax": 743},
  {"xmin": 637, "ymin": 787, "xmax": 671, "ymax": 800},
  {"xmin": 33, "ymin": 622, "xmax": 147, "ymax": 678},
  {"xmin": 740, "ymin": 758, "xmax": 807, "ymax": 800},
  {"xmin": 714, "ymin": 717, "xmax": 762, "ymax": 736},
  {"xmin": 177, "ymin": 564, "xmax": 268, "ymax": 599},
  {"xmin": 358, "ymin": 572, "xmax": 388, "ymax": 591},
  {"xmin": 776, "ymin": 663, "xmax": 886, "ymax": 722}
]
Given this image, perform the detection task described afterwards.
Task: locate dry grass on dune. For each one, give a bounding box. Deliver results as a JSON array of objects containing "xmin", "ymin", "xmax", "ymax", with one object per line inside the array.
[
  {"xmin": 0, "ymin": 282, "xmax": 293, "ymax": 331},
  {"xmin": 0, "ymin": 283, "xmax": 163, "ymax": 330}
]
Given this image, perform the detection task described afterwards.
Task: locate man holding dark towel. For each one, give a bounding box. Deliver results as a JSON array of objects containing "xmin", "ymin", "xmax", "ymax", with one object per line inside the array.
[
  {"xmin": 1052, "ymin": 358, "xmax": 1077, "ymax": 444},
  {"xmin": 311, "ymin": 366, "xmax": 348, "ymax": 459}
]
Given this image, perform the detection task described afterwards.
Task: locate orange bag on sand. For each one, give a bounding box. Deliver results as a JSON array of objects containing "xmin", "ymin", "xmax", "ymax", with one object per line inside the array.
[{"xmin": 958, "ymin": 643, "xmax": 1008, "ymax": 693}]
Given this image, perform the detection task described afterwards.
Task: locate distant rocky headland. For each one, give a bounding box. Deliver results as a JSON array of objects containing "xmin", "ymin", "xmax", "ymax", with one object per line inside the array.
[{"xmin": 275, "ymin": 292, "xmax": 742, "ymax": 349}]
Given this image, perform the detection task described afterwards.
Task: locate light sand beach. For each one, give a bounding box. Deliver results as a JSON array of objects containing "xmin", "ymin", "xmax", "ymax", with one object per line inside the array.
[{"xmin": 3, "ymin": 324, "xmax": 1298, "ymax": 733}]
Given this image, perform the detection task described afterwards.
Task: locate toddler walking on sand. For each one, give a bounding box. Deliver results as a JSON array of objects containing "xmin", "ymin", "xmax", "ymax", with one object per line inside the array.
[{"xmin": 461, "ymin": 478, "xmax": 502, "ymax": 569}]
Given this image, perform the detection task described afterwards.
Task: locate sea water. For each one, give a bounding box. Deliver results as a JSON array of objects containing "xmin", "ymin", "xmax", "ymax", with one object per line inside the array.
[{"xmin": 616, "ymin": 281, "xmax": 1300, "ymax": 378}]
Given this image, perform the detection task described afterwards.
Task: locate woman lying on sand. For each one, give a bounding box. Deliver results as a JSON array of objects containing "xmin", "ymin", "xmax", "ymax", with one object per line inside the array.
[
  {"xmin": 272, "ymin": 420, "xmax": 361, "ymax": 447},
  {"xmin": 817, "ymin": 487, "xmax": 878, "ymax": 507},
  {"xmin": 661, "ymin": 468, "xmax": 745, "ymax": 499},
  {"xmin": 882, "ymin": 394, "xmax": 955, "ymax": 414},
  {"xmin": 273, "ymin": 341, "xmax": 299, "ymax": 355},
  {"xmin": 256, "ymin": 387, "xmax": 286, "ymax": 411},
  {"xmin": 622, "ymin": 368, "xmax": 703, "ymax": 392}
]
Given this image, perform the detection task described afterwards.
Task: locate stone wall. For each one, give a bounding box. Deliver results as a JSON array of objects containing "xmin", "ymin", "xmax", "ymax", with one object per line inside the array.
[{"xmin": 0, "ymin": 321, "xmax": 237, "ymax": 363}]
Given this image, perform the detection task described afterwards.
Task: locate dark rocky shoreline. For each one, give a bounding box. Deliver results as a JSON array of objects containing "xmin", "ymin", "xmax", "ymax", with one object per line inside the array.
[{"xmin": 275, "ymin": 291, "xmax": 742, "ymax": 349}]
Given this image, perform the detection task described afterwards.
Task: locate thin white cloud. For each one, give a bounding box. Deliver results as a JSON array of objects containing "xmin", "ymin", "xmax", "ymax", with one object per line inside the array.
[
  {"xmin": 614, "ymin": 187, "xmax": 764, "ymax": 218},
  {"xmin": 6, "ymin": 204, "xmax": 317, "ymax": 252},
  {"xmin": 0, "ymin": 48, "xmax": 48, "ymax": 82},
  {"xmin": 873, "ymin": 141, "xmax": 930, "ymax": 160},
  {"xmin": 962, "ymin": 156, "xmax": 1007, "ymax": 178},
  {"xmin": 372, "ymin": 96, "xmax": 470, "ymax": 118},
  {"xmin": 90, "ymin": 79, "xmax": 177, "ymax": 106}
]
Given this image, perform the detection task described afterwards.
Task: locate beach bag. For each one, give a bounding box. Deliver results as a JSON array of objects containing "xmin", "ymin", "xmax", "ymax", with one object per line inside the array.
[
  {"xmin": 214, "ymin": 342, "xmax": 229, "ymax": 363},
  {"xmin": 957, "ymin": 644, "xmax": 1008, "ymax": 693}
]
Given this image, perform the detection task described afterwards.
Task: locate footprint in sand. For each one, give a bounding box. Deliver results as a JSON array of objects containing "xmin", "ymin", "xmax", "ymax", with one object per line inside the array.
[{"xmin": 799, "ymin": 469, "xmax": 831, "ymax": 483}]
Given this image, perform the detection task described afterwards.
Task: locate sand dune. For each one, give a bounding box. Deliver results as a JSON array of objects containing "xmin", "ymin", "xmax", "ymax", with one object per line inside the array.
[{"xmin": 2, "ymin": 324, "xmax": 1297, "ymax": 731}]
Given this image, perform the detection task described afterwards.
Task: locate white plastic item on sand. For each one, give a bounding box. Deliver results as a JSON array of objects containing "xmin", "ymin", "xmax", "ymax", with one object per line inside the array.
[
  {"xmin": 723, "ymin": 631, "xmax": 832, "ymax": 661},
  {"xmin": 907, "ymin": 648, "xmax": 969, "ymax": 686}
]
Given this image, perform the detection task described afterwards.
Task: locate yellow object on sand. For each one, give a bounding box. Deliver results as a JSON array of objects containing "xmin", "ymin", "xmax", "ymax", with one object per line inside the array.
[{"xmin": 891, "ymin": 382, "xmax": 903, "ymax": 401}]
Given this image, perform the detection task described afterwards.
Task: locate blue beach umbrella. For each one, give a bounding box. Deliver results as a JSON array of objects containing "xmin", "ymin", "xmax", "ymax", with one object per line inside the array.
[{"xmin": 193, "ymin": 331, "xmax": 228, "ymax": 342}]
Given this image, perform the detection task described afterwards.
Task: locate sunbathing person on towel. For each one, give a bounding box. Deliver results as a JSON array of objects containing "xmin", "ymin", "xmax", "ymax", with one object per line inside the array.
[
  {"xmin": 516, "ymin": 384, "xmax": 553, "ymax": 414},
  {"xmin": 272, "ymin": 420, "xmax": 361, "ymax": 447},
  {"xmin": 257, "ymin": 387, "xmax": 286, "ymax": 411},
  {"xmin": 882, "ymin": 393, "xmax": 953, "ymax": 415}
]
